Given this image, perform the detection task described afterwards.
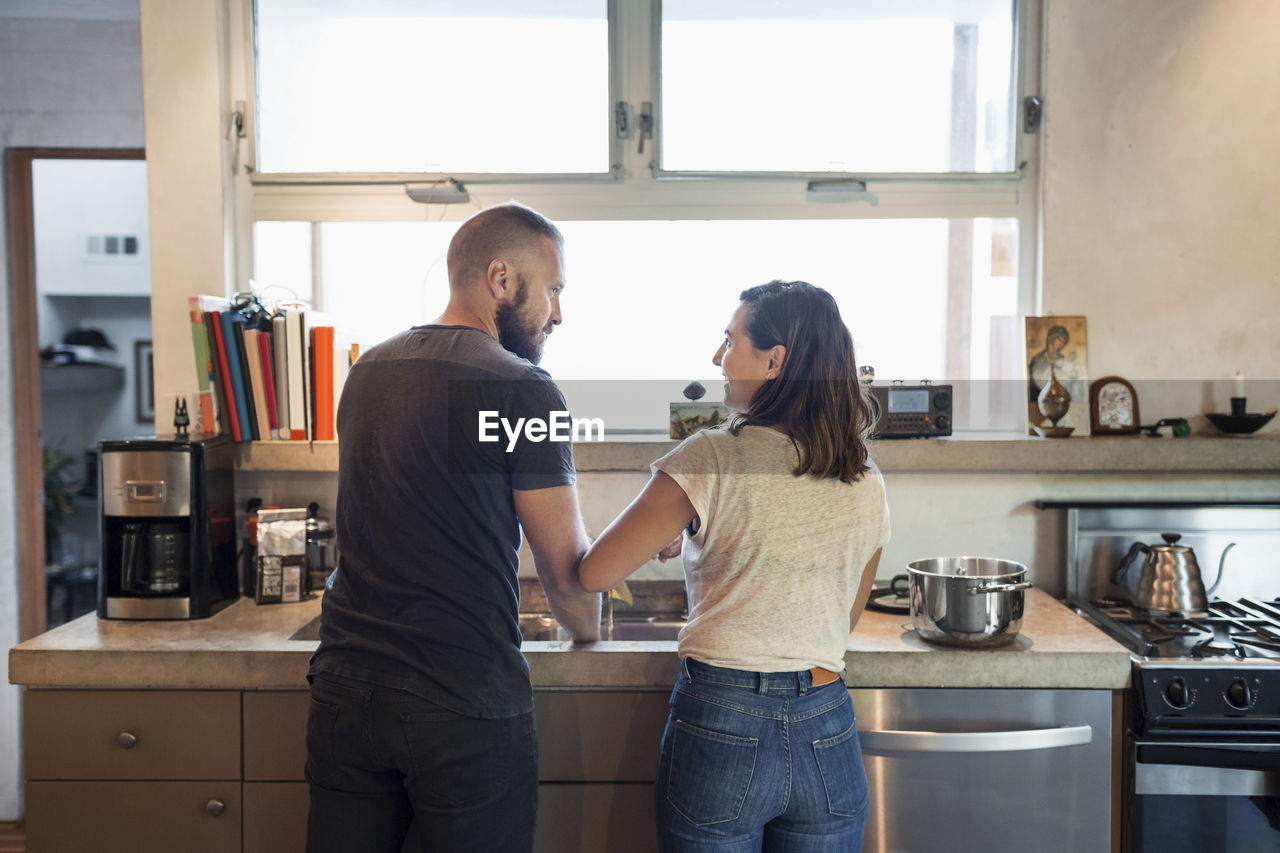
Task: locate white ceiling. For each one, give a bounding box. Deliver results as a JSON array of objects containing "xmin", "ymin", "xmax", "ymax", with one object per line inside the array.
[{"xmin": 0, "ymin": 0, "xmax": 139, "ymax": 21}]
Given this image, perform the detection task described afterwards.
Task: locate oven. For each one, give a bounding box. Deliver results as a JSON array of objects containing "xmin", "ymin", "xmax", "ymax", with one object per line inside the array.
[
  {"xmin": 1130, "ymin": 738, "xmax": 1280, "ymax": 850},
  {"xmin": 1041, "ymin": 501, "xmax": 1280, "ymax": 853}
]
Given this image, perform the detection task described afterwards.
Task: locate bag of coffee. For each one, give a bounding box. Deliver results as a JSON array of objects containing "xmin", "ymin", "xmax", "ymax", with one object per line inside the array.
[{"xmin": 255, "ymin": 508, "xmax": 308, "ymax": 604}]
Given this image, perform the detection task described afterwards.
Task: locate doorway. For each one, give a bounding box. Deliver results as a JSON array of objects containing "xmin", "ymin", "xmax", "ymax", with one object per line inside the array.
[{"xmin": 5, "ymin": 147, "xmax": 147, "ymax": 640}]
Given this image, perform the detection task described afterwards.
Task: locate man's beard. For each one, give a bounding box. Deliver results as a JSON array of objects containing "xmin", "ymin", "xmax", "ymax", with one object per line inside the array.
[{"xmin": 495, "ymin": 276, "xmax": 546, "ymax": 364}]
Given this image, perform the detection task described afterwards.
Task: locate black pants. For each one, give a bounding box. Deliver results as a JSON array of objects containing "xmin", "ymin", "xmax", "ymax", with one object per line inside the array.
[{"xmin": 305, "ymin": 671, "xmax": 539, "ymax": 853}]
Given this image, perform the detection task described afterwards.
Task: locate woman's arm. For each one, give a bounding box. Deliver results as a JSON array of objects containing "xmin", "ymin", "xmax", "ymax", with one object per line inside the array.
[
  {"xmin": 848, "ymin": 548, "xmax": 884, "ymax": 633},
  {"xmin": 578, "ymin": 471, "xmax": 697, "ymax": 593}
]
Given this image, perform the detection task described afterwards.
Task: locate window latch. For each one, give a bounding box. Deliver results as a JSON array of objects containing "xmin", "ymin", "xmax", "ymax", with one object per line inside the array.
[
  {"xmin": 638, "ymin": 102, "xmax": 653, "ymax": 154},
  {"xmin": 1023, "ymin": 96, "xmax": 1043, "ymax": 134},
  {"xmin": 615, "ymin": 101, "xmax": 629, "ymax": 138}
]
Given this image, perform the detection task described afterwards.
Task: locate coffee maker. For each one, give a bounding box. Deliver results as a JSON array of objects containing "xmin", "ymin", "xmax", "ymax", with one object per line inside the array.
[{"xmin": 97, "ymin": 437, "xmax": 237, "ymax": 619}]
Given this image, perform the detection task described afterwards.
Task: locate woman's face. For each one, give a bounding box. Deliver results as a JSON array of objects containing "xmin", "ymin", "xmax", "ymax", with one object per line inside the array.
[{"xmin": 712, "ymin": 303, "xmax": 775, "ymax": 411}]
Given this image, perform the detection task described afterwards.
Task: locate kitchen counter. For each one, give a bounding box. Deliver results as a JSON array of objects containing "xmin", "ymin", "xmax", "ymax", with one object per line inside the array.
[{"xmin": 9, "ymin": 589, "xmax": 1130, "ymax": 691}]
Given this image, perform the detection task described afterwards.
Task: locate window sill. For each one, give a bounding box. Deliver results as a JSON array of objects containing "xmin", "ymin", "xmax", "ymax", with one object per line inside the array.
[{"xmin": 229, "ymin": 433, "xmax": 1280, "ymax": 474}]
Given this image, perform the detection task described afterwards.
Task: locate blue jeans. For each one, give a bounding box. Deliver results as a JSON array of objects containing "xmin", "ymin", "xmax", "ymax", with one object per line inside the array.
[
  {"xmin": 305, "ymin": 671, "xmax": 538, "ymax": 853},
  {"xmin": 656, "ymin": 658, "xmax": 869, "ymax": 852}
]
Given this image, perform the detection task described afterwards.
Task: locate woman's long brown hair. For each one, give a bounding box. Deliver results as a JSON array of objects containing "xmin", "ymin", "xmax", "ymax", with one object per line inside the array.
[{"xmin": 726, "ymin": 280, "xmax": 877, "ymax": 483}]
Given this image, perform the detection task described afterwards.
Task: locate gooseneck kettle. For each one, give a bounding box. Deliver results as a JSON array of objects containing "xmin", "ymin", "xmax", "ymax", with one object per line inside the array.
[{"xmin": 1111, "ymin": 532, "xmax": 1235, "ymax": 612}]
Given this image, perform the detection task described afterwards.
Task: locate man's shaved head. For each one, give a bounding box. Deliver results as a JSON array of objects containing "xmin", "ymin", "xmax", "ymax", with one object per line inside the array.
[{"xmin": 446, "ymin": 202, "xmax": 564, "ymax": 288}]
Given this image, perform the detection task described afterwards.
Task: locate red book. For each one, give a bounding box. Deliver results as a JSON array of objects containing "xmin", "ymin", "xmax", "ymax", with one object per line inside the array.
[
  {"xmin": 311, "ymin": 326, "xmax": 335, "ymax": 441},
  {"xmin": 257, "ymin": 329, "xmax": 280, "ymax": 439},
  {"xmin": 202, "ymin": 311, "xmax": 229, "ymax": 437},
  {"xmin": 208, "ymin": 311, "xmax": 242, "ymax": 442}
]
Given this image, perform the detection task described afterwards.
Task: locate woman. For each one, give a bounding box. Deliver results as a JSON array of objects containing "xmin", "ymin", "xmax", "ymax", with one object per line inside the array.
[{"xmin": 578, "ymin": 280, "xmax": 890, "ymax": 852}]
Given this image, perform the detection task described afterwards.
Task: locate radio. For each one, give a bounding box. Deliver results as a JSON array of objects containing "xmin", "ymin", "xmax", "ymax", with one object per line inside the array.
[{"xmin": 868, "ymin": 383, "xmax": 952, "ymax": 438}]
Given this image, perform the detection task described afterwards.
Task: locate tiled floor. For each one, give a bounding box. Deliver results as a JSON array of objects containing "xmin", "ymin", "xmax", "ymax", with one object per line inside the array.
[{"xmin": 0, "ymin": 823, "xmax": 24, "ymax": 853}]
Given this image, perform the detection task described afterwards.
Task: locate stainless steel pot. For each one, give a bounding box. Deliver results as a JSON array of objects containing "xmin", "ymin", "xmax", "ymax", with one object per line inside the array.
[{"xmin": 907, "ymin": 557, "xmax": 1033, "ymax": 647}]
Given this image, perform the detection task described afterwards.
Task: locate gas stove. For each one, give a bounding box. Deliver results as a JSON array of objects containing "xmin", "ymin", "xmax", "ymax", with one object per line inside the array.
[
  {"xmin": 1041, "ymin": 502, "xmax": 1280, "ymax": 852},
  {"xmin": 1076, "ymin": 597, "xmax": 1280, "ymax": 737}
]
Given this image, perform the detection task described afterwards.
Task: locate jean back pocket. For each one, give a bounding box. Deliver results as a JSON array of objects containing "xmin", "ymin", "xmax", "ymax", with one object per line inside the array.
[
  {"xmin": 812, "ymin": 721, "xmax": 869, "ymax": 818},
  {"xmin": 666, "ymin": 719, "xmax": 759, "ymax": 826}
]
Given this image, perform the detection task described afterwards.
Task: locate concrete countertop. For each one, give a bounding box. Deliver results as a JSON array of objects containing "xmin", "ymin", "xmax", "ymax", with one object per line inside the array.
[{"xmin": 9, "ymin": 590, "xmax": 1131, "ymax": 691}]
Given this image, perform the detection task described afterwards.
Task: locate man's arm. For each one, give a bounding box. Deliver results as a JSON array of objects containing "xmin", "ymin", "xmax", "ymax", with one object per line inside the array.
[{"xmin": 513, "ymin": 485, "xmax": 601, "ymax": 642}]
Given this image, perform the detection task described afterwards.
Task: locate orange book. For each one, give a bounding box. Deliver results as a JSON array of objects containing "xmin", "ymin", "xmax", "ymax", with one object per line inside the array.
[{"xmin": 311, "ymin": 325, "xmax": 335, "ymax": 441}]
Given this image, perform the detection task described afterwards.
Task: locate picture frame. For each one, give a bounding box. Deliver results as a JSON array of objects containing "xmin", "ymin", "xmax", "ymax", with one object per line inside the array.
[
  {"xmin": 1025, "ymin": 316, "xmax": 1090, "ymax": 435},
  {"xmin": 134, "ymin": 340, "xmax": 154, "ymax": 423},
  {"xmin": 1090, "ymin": 375, "xmax": 1140, "ymax": 435}
]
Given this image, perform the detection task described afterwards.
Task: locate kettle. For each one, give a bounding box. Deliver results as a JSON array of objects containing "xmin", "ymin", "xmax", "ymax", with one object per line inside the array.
[{"xmin": 1111, "ymin": 532, "xmax": 1235, "ymax": 612}]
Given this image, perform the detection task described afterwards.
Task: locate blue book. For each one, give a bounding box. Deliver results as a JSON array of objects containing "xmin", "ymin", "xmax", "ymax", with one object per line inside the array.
[{"xmin": 219, "ymin": 311, "xmax": 252, "ymax": 443}]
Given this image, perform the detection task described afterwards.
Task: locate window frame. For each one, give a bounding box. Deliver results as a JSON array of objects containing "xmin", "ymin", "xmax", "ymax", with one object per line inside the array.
[{"xmin": 230, "ymin": 0, "xmax": 1045, "ymax": 431}]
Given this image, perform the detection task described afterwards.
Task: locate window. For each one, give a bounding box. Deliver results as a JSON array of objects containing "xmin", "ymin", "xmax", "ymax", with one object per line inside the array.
[
  {"xmin": 254, "ymin": 0, "xmax": 610, "ymax": 174},
  {"xmin": 660, "ymin": 0, "xmax": 1017, "ymax": 174},
  {"xmin": 254, "ymin": 216, "xmax": 1019, "ymax": 431},
  {"xmin": 243, "ymin": 0, "xmax": 1040, "ymax": 431}
]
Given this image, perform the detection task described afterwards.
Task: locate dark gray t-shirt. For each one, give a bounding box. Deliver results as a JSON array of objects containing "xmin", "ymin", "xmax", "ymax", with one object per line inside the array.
[{"xmin": 308, "ymin": 326, "xmax": 575, "ymax": 718}]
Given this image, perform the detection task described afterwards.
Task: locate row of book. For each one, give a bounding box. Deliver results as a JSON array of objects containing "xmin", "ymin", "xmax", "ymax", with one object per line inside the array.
[{"xmin": 187, "ymin": 296, "xmax": 354, "ymax": 442}]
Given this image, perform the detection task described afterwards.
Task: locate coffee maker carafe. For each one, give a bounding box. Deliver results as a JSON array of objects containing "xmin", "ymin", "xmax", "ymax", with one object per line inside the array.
[{"xmin": 98, "ymin": 437, "xmax": 237, "ymax": 619}]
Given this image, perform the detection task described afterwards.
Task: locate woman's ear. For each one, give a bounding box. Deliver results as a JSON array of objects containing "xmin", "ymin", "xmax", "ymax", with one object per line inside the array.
[{"xmin": 768, "ymin": 345, "xmax": 787, "ymax": 373}]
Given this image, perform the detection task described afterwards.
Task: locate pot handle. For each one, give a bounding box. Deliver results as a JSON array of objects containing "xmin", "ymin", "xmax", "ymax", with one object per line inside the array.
[{"xmin": 968, "ymin": 581, "xmax": 1033, "ymax": 595}]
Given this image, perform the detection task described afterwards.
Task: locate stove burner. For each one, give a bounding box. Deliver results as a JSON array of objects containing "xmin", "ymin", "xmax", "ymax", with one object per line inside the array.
[{"xmin": 1081, "ymin": 596, "xmax": 1280, "ymax": 661}]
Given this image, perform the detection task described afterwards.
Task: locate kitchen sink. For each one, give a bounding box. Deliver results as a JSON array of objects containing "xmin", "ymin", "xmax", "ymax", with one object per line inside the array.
[
  {"xmin": 290, "ymin": 614, "xmax": 685, "ymax": 642},
  {"xmin": 289, "ymin": 616, "xmax": 322, "ymax": 641},
  {"xmin": 519, "ymin": 613, "xmax": 684, "ymax": 642}
]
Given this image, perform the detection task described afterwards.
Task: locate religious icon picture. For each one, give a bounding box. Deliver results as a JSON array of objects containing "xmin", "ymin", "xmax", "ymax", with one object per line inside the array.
[
  {"xmin": 1025, "ymin": 316, "xmax": 1090, "ymax": 436},
  {"xmin": 1090, "ymin": 376, "xmax": 1140, "ymax": 435}
]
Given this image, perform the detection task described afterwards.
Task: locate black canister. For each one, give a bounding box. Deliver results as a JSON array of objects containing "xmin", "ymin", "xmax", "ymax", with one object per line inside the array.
[{"xmin": 305, "ymin": 504, "xmax": 337, "ymax": 592}]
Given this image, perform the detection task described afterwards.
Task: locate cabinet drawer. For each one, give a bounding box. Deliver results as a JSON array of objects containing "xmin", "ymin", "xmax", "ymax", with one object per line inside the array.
[
  {"xmin": 26, "ymin": 780, "xmax": 241, "ymax": 853},
  {"xmin": 244, "ymin": 782, "xmax": 309, "ymax": 853},
  {"xmin": 244, "ymin": 691, "xmax": 309, "ymax": 781},
  {"xmin": 535, "ymin": 691, "xmax": 669, "ymax": 782},
  {"xmin": 24, "ymin": 690, "xmax": 241, "ymax": 780}
]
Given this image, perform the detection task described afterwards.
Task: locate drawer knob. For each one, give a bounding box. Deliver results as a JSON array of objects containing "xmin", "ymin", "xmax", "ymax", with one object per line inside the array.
[
  {"xmin": 116, "ymin": 732, "xmax": 138, "ymax": 749},
  {"xmin": 205, "ymin": 799, "xmax": 226, "ymax": 817}
]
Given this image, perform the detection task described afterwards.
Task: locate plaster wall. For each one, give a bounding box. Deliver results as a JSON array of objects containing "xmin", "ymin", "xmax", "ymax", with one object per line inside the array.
[
  {"xmin": 1041, "ymin": 0, "xmax": 1280, "ymax": 402},
  {"xmin": 0, "ymin": 13, "xmax": 143, "ymax": 822}
]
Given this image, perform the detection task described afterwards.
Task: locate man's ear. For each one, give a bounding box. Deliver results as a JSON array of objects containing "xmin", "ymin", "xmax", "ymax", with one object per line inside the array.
[{"xmin": 485, "ymin": 258, "xmax": 509, "ymax": 300}]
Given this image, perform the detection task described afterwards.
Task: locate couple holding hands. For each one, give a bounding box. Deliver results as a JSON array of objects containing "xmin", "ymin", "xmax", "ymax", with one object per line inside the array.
[{"xmin": 306, "ymin": 202, "xmax": 889, "ymax": 853}]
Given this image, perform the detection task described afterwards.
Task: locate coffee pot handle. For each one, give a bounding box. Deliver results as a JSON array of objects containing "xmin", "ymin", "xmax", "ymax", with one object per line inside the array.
[
  {"xmin": 1112, "ymin": 541, "xmax": 1148, "ymax": 585},
  {"xmin": 121, "ymin": 523, "xmax": 142, "ymax": 592},
  {"xmin": 1205, "ymin": 542, "xmax": 1236, "ymax": 597}
]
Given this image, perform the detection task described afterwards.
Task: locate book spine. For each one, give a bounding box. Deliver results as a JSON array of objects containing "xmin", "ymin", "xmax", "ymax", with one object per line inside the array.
[
  {"xmin": 271, "ymin": 315, "xmax": 289, "ymax": 439},
  {"xmin": 215, "ymin": 311, "xmax": 248, "ymax": 442},
  {"xmin": 203, "ymin": 311, "xmax": 229, "ymax": 438},
  {"xmin": 298, "ymin": 312, "xmax": 311, "ymax": 440},
  {"xmin": 187, "ymin": 297, "xmax": 218, "ymax": 436},
  {"xmin": 257, "ymin": 329, "xmax": 281, "ymax": 440},
  {"xmin": 244, "ymin": 329, "xmax": 271, "ymax": 441},
  {"xmin": 231, "ymin": 317, "xmax": 260, "ymax": 441},
  {"xmin": 312, "ymin": 326, "xmax": 335, "ymax": 441},
  {"xmin": 286, "ymin": 311, "xmax": 307, "ymax": 440}
]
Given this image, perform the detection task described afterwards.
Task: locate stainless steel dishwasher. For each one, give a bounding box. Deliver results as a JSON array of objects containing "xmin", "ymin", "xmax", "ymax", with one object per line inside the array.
[{"xmin": 852, "ymin": 688, "xmax": 1112, "ymax": 853}]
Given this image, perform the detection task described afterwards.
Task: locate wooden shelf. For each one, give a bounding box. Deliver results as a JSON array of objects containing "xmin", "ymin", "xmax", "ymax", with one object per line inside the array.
[{"xmin": 39, "ymin": 364, "xmax": 125, "ymax": 395}]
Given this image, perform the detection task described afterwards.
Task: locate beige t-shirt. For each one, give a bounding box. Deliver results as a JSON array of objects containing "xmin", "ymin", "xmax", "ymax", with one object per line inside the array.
[{"xmin": 653, "ymin": 425, "xmax": 890, "ymax": 673}]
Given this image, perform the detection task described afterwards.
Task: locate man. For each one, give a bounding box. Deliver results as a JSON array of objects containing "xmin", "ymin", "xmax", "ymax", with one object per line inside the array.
[{"xmin": 306, "ymin": 202, "xmax": 601, "ymax": 853}]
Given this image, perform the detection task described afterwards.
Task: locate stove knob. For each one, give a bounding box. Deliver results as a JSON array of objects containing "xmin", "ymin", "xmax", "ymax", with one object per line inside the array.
[
  {"xmin": 1226, "ymin": 679, "xmax": 1252, "ymax": 710},
  {"xmin": 1165, "ymin": 677, "xmax": 1190, "ymax": 709}
]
